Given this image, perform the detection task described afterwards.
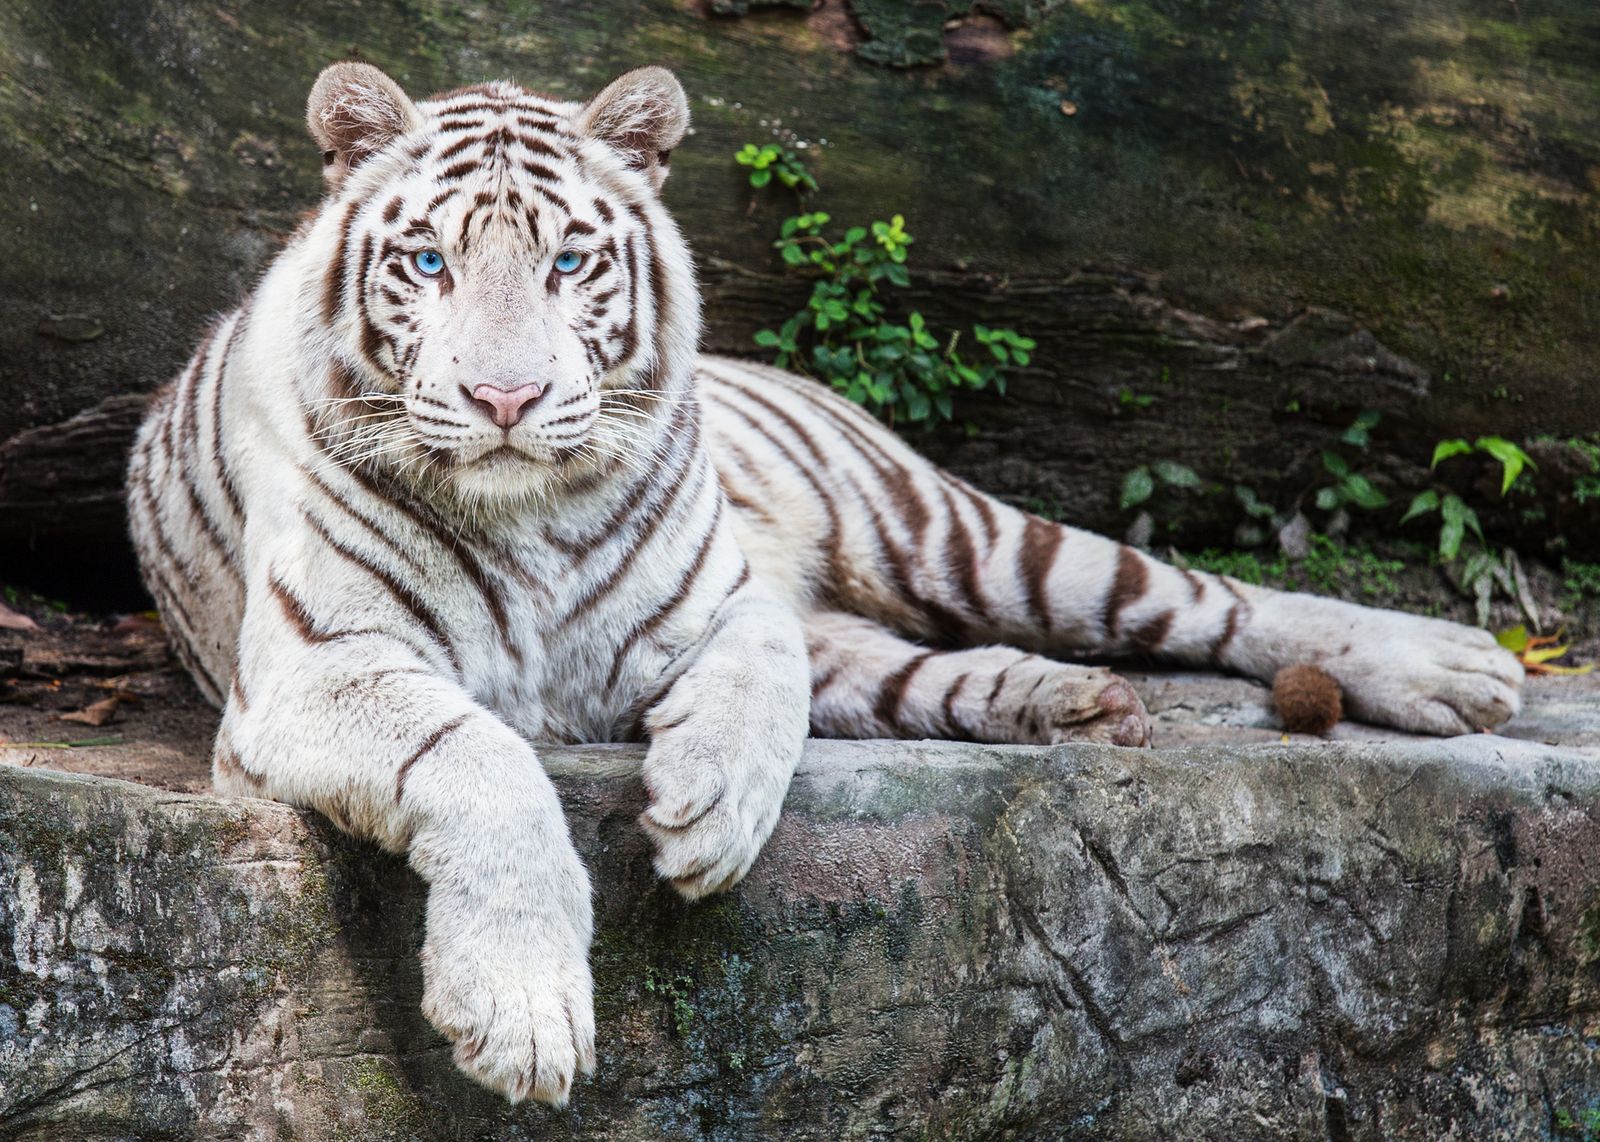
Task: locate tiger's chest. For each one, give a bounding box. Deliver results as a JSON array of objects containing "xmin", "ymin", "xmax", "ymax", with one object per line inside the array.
[{"xmin": 424, "ymin": 534, "xmax": 704, "ymax": 745}]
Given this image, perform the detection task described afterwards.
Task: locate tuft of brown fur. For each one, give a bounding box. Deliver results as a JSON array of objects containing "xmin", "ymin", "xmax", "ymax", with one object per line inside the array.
[{"xmin": 1272, "ymin": 664, "xmax": 1343, "ymax": 735}]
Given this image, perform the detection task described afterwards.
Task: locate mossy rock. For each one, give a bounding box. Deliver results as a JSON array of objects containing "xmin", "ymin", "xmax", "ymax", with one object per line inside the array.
[
  {"xmin": 6, "ymin": 736, "xmax": 1600, "ymax": 1138},
  {"xmin": 4, "ymin": 0, "xmax": 1600, "ymax": 600}
]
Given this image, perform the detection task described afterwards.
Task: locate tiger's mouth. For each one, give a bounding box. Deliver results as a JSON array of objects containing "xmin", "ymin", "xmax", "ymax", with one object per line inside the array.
[{"xmin": 463, "ymin": 444, "xmax": 532, "ymax": 468}]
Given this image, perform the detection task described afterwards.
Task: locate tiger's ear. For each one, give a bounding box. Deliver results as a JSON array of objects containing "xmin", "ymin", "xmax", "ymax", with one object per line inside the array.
[
  {"xmin": 578, "ymin": 67, "xmax": 689, "ymax": 192},
  {"xmin": 306, "ymin": 62, "xmax": 421, "ymax": 188}
]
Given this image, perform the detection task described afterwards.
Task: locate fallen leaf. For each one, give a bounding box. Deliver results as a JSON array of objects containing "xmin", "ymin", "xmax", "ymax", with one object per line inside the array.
[
  {"xmin": 113, "ymin": 612, "xmax": 163, "ymax": 635},
  {"xmin": 0, "ymin": 601, "xmax": 40, "ymax": 633},
  {"xmin": 1495, "ymin": 624, "xmax": 1530, "ymax": 653},
  {"xmin": 59, "ymin": 696, "xmax": 121, "ymax": 726},
  {"xmin": 1507, "ymin": 630, "xmax": 1594, "ymax": 676},
  {"xmin": 0, "ymin": 736, "xmax": 122, "ymax": 749}
]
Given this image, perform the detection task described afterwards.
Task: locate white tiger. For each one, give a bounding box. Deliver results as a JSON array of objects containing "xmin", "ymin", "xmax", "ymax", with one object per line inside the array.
[{"xmin": 126, "ymin": 61, "xmax": 1524, "ymax": 1104}]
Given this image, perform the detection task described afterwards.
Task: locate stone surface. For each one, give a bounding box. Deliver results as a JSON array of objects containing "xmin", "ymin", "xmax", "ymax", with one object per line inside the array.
[{"xmin": 5, "ymin": 644, "xmax": 1600, "ymax": 1138}]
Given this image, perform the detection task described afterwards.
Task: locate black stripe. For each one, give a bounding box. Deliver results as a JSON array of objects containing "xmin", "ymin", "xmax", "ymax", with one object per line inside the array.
[
  {"xmin": 705, "ymin": 386, "xmax": 850, "ymax": 595},
  {"xmin": 302, "ymin": 509, "xmax": 460, "ymax": 672},
  {"xmin": 875, "ymin": 652, "xmax": 935, "ymax": 734},
  {"xmin": 394, "ymin": 714, "xmax": 471, "ymax": 804},
  {"xmin": 322, "ymin": 200, "xmax": 359, "ymax": 326},
  {"xmin": 209, "ymin": 308, "xmax": 248, "ymax": 526},
  {"xmin": 604, "ymin": 498, "xmax": 724, "ymax": 691},
  {"xmin": 342, "ymin": 464, "xmax": 521, "ymax": 667}
]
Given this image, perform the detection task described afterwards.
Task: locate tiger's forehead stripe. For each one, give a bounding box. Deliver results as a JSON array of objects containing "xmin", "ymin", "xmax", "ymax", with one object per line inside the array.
[{"xmin": 399, "ymin": 95, "xmax": 594, "ymax": 256}]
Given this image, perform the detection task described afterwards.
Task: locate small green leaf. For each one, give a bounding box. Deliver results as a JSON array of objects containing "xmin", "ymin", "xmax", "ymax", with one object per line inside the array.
[
  {"xmin": 1495, "ymin": 624, "xmax": 1530, "ymax": 653},
  {"xmin": 1120, "ymin": 466, "xmax": 1155, "ymax": 510},
  {"xmin": 1234, "ymin": 484, "xmax": 1276, "ymax": 519},
  {"xmin": 1315, "ymin": 486, "xmax": 1342, "ymax": 511},
  {"xmin": 1438, "ymin": 493, "xmax": 1482, "ymax": 560},
  {"xmin": 1400, "ymin": 490, "xmax": 1439, "ymax": 524},
  {"xmin": 750, "ymin": 168, "xmax": 772, "ymax": 188},
  {"xmin": 1321, "ymin": 450, "xmax": 1350, "ymax": 478},
  {"xmin": 1439, "ymin": 515, "xmax": 1464, "ymax": 560},
  {"xmin": 1431, "ymin": 438, "xmax": 1472, "ymax": 467},
  {"xmin": 1340, "ymin": 474, "xmax": 1388, "ymax": 509},
  {"xmin": 1340, "ymin": 410, "xmax": 1382, "ymax": 448},
  {"xmin": 1474, "ymin": 435, "xmax": 1536, "ymax": 495},
  {"xmin": 753, "ymin": 329, "xmax": 782, "ymax": 348},
  {"xmin": 1442, "ymin": 493, "xmax": 1485, "ymax": 544},
  {"xmin": 1152, "ymin": 460, "xmax": 1201, "ymax": 488}
]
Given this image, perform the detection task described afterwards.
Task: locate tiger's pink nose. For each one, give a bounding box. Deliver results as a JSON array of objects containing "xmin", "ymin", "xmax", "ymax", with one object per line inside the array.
[{"xmin": 466, "ymin": 382, "xmax": 546, "ymax": 428}]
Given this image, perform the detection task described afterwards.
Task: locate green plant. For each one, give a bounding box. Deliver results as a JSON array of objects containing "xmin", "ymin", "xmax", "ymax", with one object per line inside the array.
[
  {"xmin": 1400, "ymin": 489, "xmax": 1482, "ymax": 560},
  {"xmin": 1555, "ymin": 1105, "xmax": 1600, "ymax": 1139},
  {"xmin": 1116, "ymin": 459, "xmax": 1211, "ymax": 546},
  {"xmin": 1120, "ymin": 460, "xmax": 1201, "ymax": 511},
  {"xmin": 1404, "ymin": 435, "xmax": 1540, "ymax": 626},
  {"xmin": 1177, "ymin": 536, "xmax": 1406, "ymax": 602},
  {"xmin": 1569, "ymin": 435, "xmax": 1600, "ymax": 504},
  {"xmin": 1313, "ymin": 412, "xmax": 1389, "ymax": 514},
  {"xmin": 1178, "ymin": 547, "xmax": 1285, "ymax": 586},
  {"xmin": 1116, "ymin": 387, "xmax": 1156, "ymax": 412},
  {"xmin": 644, "ymin": 967, "xmax": 697, "ymax": 1039},
  {"xmin": 1230, "ymin": 483, "xmax": 1280, "ymax": 547},
  {"xmin": 741, "ymin": 144, "xmax": 1034, "ymax": 426},
  {"xmin": 1429, "ymin": 435, "xmax": 1536, "ymax": 495},
  {"xmin": 1023, "ymin": 494, "xmax": 1067, "ymax": 522},
  {"xmin": 735, "ymin": 142, "xmax": 818, "ymax": 194},
  {"xmin": 1564, "ymin": 559, "xmax": 1600, "ymax": 599}
]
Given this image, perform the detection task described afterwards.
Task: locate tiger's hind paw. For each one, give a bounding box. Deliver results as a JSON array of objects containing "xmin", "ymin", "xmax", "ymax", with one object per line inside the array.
[{"xmin": 1033, "ymin": 672, "xmax": 1152, "ymax": 747}]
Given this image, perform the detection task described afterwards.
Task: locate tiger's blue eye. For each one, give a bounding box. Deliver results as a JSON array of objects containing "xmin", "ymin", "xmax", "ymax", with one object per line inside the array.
[
  {"xmin": 413, "ymin": 249, "xmax": 446, "ymax": 277},
  {"xmin": 554, "ymin": 249, "xmax": 585, "ymax": 274}
]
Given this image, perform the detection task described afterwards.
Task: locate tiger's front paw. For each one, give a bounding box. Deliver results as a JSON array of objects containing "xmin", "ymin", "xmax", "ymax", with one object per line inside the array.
[
  {"xmin": 638, "ymin": 681, "xmax": 804, "ymax": 900},
  {"xmin": 420, "ymin": 875, "xmax": 596, "ymax": 1104}
]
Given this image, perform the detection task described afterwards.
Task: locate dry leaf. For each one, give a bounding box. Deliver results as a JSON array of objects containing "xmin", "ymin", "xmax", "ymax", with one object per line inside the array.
[
  {"xmin": 59, "ymin": 696, "xmax": 121, "ymax": 727},
  {"xmin": 1496, "ymin": 626, "xmax": 1594, "ymax": 676},
  {"xmin": 0, "ymin": 601, "xmax": 40, "ymax": 633},
  {"xmin": 113, "ymin": 612, "xmax": 163, "ymax": 635}
]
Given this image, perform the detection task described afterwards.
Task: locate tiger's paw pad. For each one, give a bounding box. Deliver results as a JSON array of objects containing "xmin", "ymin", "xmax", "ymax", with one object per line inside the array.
[{"xmin": 421, "ymin": 937, "xmax": 596, "ymax": 1105}]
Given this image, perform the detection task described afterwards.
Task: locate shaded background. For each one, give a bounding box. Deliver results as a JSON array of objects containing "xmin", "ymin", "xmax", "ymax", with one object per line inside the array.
[{"xmin": 2, "ymin": 0, "xmax": 1597, "ymax": 606}]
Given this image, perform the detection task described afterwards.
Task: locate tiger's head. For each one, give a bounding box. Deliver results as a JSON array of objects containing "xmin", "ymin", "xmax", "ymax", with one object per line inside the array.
[{"xmin": 299, "ymin": 61, "xmax": 700, "ymax": 511}]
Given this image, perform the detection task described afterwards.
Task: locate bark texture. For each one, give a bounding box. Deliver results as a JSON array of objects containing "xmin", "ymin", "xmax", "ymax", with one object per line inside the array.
[
  {"xmin": 3, "ymin": 0, "xmax": 1599, "ymax": 595},
  {"xmin": 5, "ymin": 738, "xmax": 1600, "ymax": 1140}
]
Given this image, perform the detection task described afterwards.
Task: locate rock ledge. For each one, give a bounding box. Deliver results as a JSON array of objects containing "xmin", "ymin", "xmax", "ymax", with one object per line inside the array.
[{"xmin": 5, "ymin": 736, "xmax": 1600, "ymax": 1140}]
